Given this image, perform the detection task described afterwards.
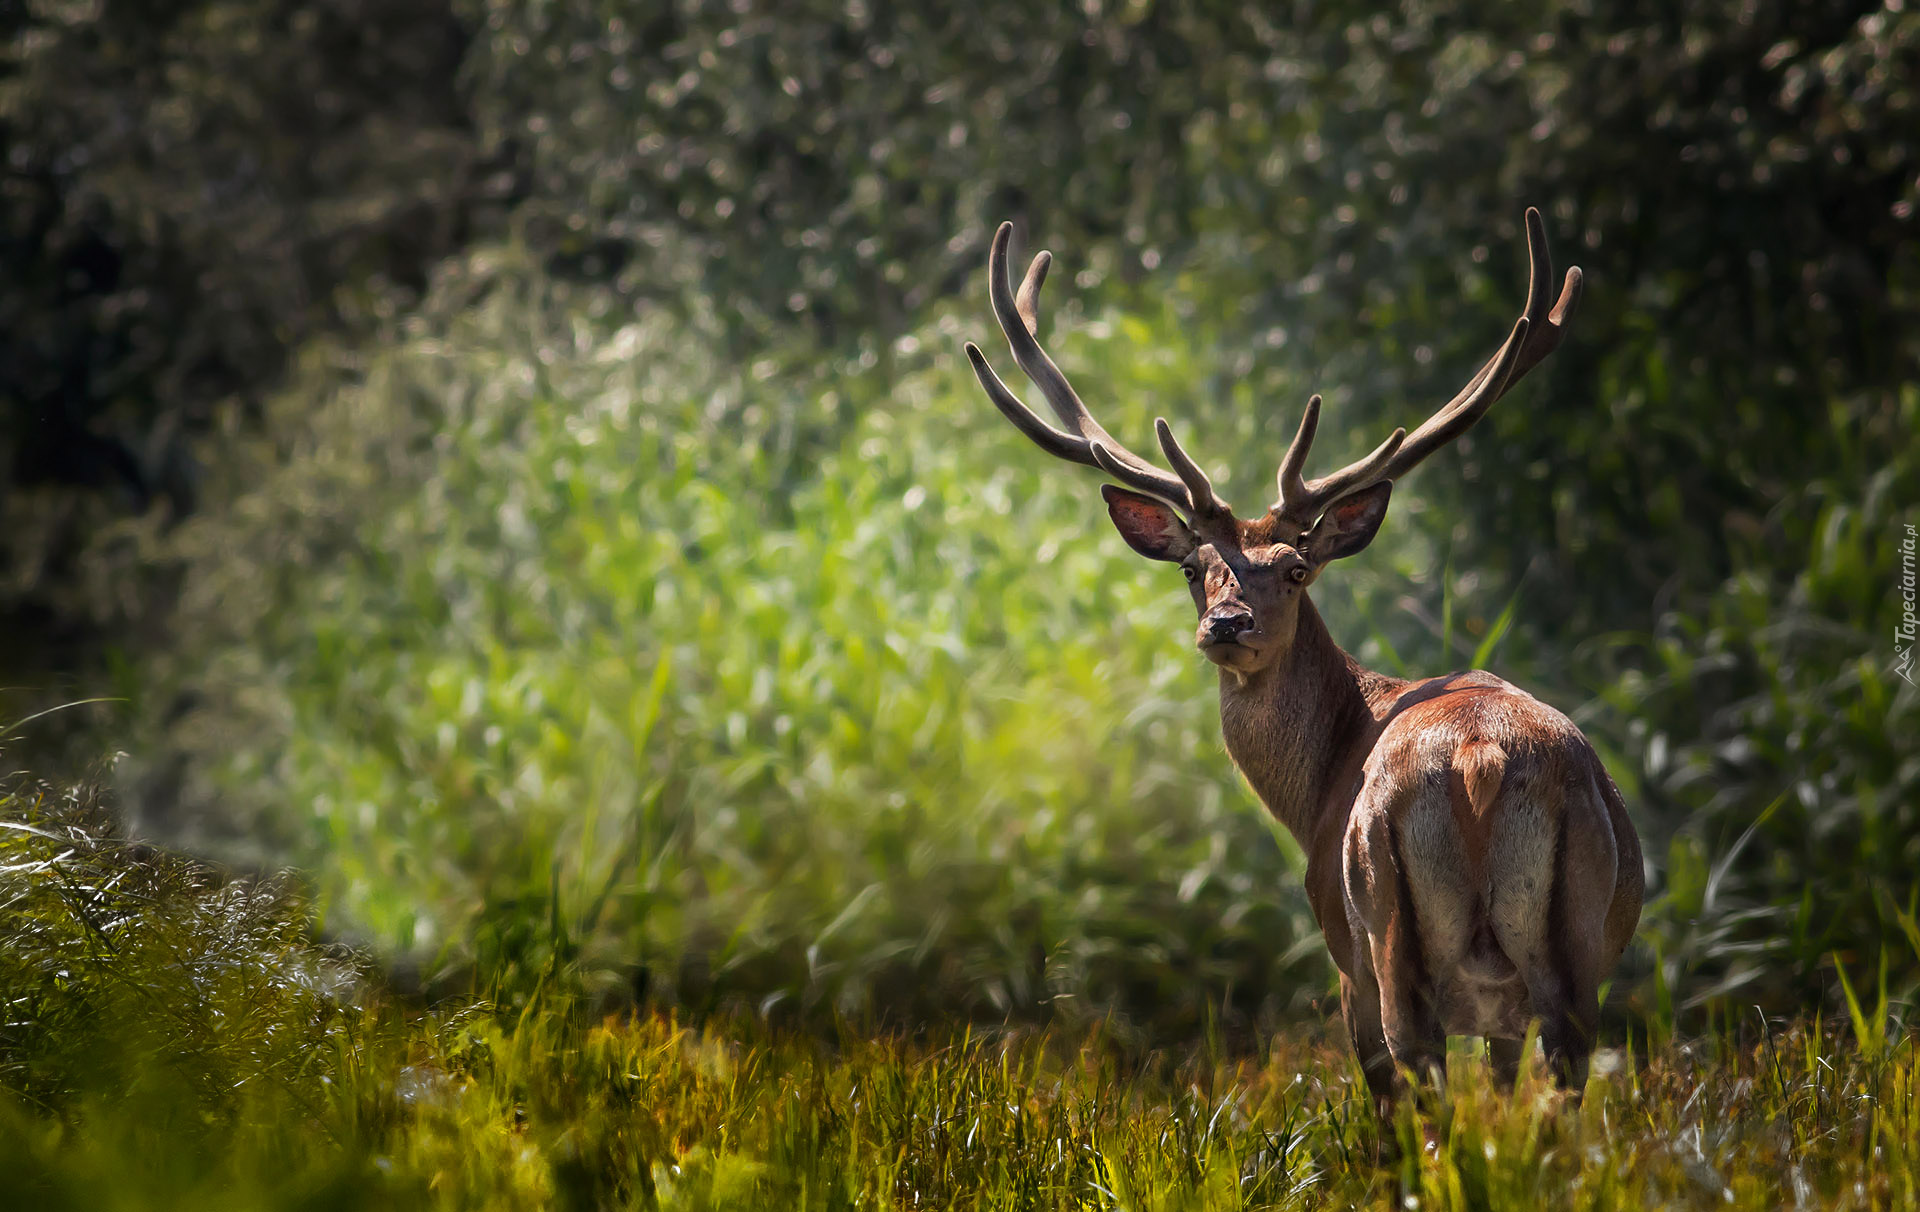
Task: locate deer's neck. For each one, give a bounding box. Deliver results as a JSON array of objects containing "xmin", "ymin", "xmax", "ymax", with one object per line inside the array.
[{"xmin": 1218, "ymin": 598, "xmax": 1404, "ymax": 849}]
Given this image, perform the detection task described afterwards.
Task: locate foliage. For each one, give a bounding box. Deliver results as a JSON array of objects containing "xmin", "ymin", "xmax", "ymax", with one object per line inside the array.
[
  {"xmin": 0, "ymin": 0, "xmax": 484, "ymax": 674},
  {"xmin": 112, "ymin": 246, "xmax": 1392, "ymax": 1038},
  {"xmin": 11, "ymin": 0, "xmax": 1916, "ymax": 679},
  {"xmin": 464, "ymin": 0, "xmax": 1920, "ymax": 636},
  {"xmin": 5, "ymin": 4, "xmax": 1917, "ymax": 1200},
  {"xmin": 1611, "ymin": 423, "xmax": 1920, "ymax": 1012}
]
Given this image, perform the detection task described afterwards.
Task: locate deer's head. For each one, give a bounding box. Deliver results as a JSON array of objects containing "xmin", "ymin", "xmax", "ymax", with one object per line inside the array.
[
  {"xmin": 963, "ymin": 210, "xmax": 1580, "ymax": 678},
  {"xmin": 1098, "ymin": 479, "xmax": 1392, "ymax": 676}
]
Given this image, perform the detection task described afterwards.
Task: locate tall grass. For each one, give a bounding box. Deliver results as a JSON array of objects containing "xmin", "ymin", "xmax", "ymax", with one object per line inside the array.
[{"xmin": 5, "ymin": 780, "xmax": 1918, "ymax": 1209}]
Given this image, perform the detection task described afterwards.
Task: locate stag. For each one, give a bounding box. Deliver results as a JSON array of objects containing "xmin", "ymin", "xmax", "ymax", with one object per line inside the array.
[{"xmin": 963, "ymin": 210, "xmax": 1642, "ymax": 1123}]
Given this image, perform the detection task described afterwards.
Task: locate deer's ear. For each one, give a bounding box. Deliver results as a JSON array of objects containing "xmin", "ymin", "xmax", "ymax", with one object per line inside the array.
[
  {"xmin": 1102, "ymin": 485, "xmax": 1195, "ymax": 562},
  {"xmin": 1302, "ymin": 481, "xmax": 1392, "ymax": 565}
]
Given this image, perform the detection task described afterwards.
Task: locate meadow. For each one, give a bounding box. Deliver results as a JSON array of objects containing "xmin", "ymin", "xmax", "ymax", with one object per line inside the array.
[{"xmin": 5, "ymin": 774, "xmax": 1917, "ymax": 1210}]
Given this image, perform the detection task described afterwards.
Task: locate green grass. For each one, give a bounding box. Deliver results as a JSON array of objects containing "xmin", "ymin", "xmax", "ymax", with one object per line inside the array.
[
  {"xmin": 31, "ymin": 1009, "xmax": 1917, "ymax": 1211},
  {"xmin": 7, "ymin": 758, "xmax": 1919, "ymax": 1210}
]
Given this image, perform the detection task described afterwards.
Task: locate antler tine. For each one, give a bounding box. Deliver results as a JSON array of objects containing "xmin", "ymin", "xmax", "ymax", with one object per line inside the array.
[
  {"xmin": 1272, "ymin": 393, "xmax": 1408, "ymax": 526},
  {"xmin": 1015, "ymin": 248, "xmax": 1049, "ymax": 337},
  {"xmin": 1275, "ymin": 394, "xmax": 1322, "ymax": 510},
  {"xmin": 986, "ymin": 223, "xmax": 1131, "ymax": 466},
  {"xmin": 1373, "ymin": 316, "xmax": 1528, "ymax": 485},
  {"xmin": 1428, "ymin": 207, "xmax": 1583, "ymax": 419},
  {"xmin": 965, "ymin": 221, "xmax": 1231, "ymax": 518},
  {"xmin": 1307, "ymin": 424, "xmax": 1407, "ymax": 502},
  {"xmin": 963, "ymin": 343, "xmax": 1096, "ymax": 463},
  {"xmin": 1270, "ymin": 208, "xmax": 1580, "ymax": 527},
  {"xmin": 1155, "ymin": 418, "xmax": 1218, "ymax": 510}
]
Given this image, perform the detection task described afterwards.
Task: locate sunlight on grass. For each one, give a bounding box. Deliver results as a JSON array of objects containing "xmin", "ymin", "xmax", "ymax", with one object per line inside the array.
[{"xmin": 5, "ymin": 781, "xmax": 1917, "ymax": 1209}]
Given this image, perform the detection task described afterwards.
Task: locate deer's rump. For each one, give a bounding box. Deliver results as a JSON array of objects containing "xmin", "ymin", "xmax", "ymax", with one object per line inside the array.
[{"xmin": 1342, "ymin": 676, "xmax": 1640, "ymax": 1040}]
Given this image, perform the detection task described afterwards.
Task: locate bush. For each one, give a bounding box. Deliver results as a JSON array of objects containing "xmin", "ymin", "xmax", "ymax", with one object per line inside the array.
[{"xmin": 121, "ymin": 246, "xmax": 1464, "ymax": 1037}]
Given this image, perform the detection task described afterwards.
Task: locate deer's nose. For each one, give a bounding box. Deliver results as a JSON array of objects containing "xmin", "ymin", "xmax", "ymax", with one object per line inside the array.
[{"xmin": 1206, "ymin": 613, "xmax": 1254, "ymax": 642}]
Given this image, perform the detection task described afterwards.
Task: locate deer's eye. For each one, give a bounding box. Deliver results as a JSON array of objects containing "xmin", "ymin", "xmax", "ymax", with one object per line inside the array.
[
  {"xmin": 1288, "ymin": 565, "xmax": 1308, "ymax": 584},
  {"xmin": 1182, "ymin": 565, "xmax": 1198, "ymax": 584}
]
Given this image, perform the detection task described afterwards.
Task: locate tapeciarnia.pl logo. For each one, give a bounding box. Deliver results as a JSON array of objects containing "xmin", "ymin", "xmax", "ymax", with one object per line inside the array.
[{"xmin": 1898, "ymin": 522, "xmax": 1917, "ymax": 686}]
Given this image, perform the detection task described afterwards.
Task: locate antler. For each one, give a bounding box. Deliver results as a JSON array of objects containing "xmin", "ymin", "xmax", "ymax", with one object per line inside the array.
[
  {"xmin": 963, "ymin": 222, "xmax": 1232, "ymax": 521},
  {"xmin": 1270, "ymin": 207, "xmax": 1583, "ymax": 529}
]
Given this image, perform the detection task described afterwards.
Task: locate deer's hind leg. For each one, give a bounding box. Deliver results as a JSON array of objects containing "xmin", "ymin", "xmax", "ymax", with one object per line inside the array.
[
  {"xmin": 1339, "ymin": 968, "xmax": 1396, "ymax": 1130},
  {"xmin": 1345, "ymin": 801, "xmax": 1446, "ymax": 1101},
  {"xmin": 1488, "ymin": 768, "xmax": 1617, "ymax": 1097}
]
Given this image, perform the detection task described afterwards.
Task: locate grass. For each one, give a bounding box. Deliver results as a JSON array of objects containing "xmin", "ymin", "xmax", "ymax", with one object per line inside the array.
[
  {"xmin": 10, "ymin": 976, "xmax": 1920, "ymax": 1211},
  {"xmin": 6, "ymin": 761, "xmax": 1918, "ymax": 1210}
]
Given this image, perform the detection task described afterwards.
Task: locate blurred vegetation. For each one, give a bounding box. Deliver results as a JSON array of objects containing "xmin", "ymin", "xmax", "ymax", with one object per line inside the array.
[
  {"xmin": 0, "ymin": 0, "xmax": 491, "ymax": 671},
  {"xmin": 104, "ymin": 251, "xmax": 1343, "ymax": 1036},
  {"xmin": 2, "ymin": 0, "xmax": 1917, "ymax": 1044}
]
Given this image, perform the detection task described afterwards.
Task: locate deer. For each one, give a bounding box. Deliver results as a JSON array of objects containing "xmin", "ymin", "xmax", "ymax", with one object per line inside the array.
[{"xmin": 962, "ymin": 209, "xmax": 1643, "ymax": 1128}]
